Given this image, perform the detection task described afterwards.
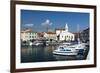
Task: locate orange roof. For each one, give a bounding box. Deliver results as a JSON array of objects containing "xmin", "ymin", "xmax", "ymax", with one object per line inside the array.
[
  {"xmin": 21, "ymin": 29, "xmax": 32, "ymax": 33},
  {"xmin": 46, "ymin": 32, "xmax": 56, "ymax": 34}
]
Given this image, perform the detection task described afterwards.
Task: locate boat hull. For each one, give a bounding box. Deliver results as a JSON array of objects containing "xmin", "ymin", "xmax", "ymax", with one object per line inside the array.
[{"xmin": 53, "ymin": 51, "xmax": 77, "ymax": 56}]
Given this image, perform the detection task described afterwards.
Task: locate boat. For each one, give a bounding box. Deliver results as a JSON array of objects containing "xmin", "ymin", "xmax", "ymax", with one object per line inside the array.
[
  {"xmin": 29, "ymin": 41, "xmax": 43, "ymax": 46},
  {"xmin": 53, "ymin": 41, "xmax": 86, "ymax": 56},
  {"xmin": 29, "ymin": 42, "xmax": 33, "ymax": 46},
  {"xmin": 62, "ymin": 42, "xmax": 72, "ymax": 46},
  {"xmin": 53, "ymin": 45, "xmax": 78, "ymax": 55}
]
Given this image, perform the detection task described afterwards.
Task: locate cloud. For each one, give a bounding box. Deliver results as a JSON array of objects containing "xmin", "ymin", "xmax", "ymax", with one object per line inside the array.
[
  {"xmin": 41, "ymin": 19, "xmax": 52, "ymax": 26},
  {"xmin": 24, "ymin": 24, "xmax": 34, "ymax": 27}
]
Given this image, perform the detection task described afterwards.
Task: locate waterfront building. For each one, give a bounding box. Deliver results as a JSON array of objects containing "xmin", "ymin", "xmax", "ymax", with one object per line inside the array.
[
  {"xmin": 55, "ymin": 24, "xmax": 75, "ymax": 41},
  {"xmin": 37, "ymin": 32, "xmax": 47, "ymax": 41},
  {"xmin": 80, "ymin": 28, "xmax": 89, "ymax": 43},
  {"xmin": 37, "ymin": 32, "xmax": 44, "ymax": 38},
  {"xmin": 21, "ymin": 29, "xmax": 38, "ymax": 41},
  {"xmin": 44, "ymin": 32, "xmax": 56, "ymax": 41},
  {"xmin": 73, "ymin": 33, "xmax": 80, "ymax": 41}
]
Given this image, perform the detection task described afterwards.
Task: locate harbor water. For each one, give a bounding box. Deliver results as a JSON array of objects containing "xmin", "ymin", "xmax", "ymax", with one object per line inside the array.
[{"xmin": 21, "ymin": 45, "xmax": 89, "ymax": 63}]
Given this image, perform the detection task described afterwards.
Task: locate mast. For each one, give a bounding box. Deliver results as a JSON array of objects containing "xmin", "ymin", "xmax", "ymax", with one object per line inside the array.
[{"xmin": 77, "ymin": 24, "xmax": 80, "ymax": 44}]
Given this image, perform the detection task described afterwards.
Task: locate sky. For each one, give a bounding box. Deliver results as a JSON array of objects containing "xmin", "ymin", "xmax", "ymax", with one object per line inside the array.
[{"xmin": 21, "ymin": 10, "xmax": 89, "ymax": 33}]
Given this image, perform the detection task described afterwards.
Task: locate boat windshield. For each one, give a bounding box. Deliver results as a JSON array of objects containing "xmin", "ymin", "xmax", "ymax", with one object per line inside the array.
[
  {"xmin": 69, "ymin": 46, "xmax": 76, "ymax": 48},
  {"xmin": 59, "ymin": 47, "xmax": 71, "ymax": 51},
  {"xmin": 60, "ymin": 47, "xmax": 64, "ymax": 49}
]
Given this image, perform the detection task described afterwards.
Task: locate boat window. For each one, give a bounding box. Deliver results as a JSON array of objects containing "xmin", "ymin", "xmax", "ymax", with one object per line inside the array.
[
  {"xmin": 65, "ymin": 49, "xmax": 71, "ymax": 51},
  {"xmin": 60, "ymin": 47, "xmax": 64, "ymax": 49},
  {"xmin": 69, "ymin": 46, "xmax": 75, "ymax": 48},
  {"xmin": 59, "ymin": 47, "xmax": 71, "ymax": 51}
]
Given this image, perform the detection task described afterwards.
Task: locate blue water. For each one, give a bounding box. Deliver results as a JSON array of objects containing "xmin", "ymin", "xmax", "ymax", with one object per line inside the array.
[{"xmin": 21, "ymin": 45, "xmax": 89, "ymax": 63}]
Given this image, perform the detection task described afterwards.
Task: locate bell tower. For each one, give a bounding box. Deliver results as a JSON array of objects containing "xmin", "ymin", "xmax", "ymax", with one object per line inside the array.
[{"xmin": 65, "ymin": 23, "xmax": 68, "ymax": 32}]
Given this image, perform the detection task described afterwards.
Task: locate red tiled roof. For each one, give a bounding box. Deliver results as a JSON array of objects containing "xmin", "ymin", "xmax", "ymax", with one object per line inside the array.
[
  {"xmin": 46, "ymin": 32, "xmax": 56, "ymax": 34},
  {"xmin": 21, "ymin": 29, "xmax": 32, "ymax": 33}
]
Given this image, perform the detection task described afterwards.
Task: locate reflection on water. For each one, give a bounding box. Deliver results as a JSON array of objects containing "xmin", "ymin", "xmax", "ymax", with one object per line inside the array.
[{"xmin": 21, "ymin": 45, "xmax": 89, "ymax": 63}]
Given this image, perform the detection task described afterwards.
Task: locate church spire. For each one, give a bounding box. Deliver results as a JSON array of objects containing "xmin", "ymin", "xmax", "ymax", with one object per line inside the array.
[{"xmin": 65, "ymin": 23, "xmax": 68, "ymax": 32}]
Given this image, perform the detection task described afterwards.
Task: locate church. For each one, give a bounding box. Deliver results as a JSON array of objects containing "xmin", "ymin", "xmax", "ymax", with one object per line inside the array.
[{"xmin": 56, "ymin": 24, "xmax": 75, "ymax": 41}]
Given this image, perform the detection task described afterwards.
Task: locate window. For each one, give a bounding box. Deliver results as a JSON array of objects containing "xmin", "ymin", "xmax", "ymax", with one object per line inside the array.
[
  {"xmin": 69, "ymin": 36, "xmax": 70, "ymax": 39},
  {"xmin": 71, "ymin": 36, "xmax": 73, "ymax": 40}
]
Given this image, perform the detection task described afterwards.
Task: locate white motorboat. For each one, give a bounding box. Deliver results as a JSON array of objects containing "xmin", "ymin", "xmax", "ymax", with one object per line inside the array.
[
  {"xmin": 53, "ymin": 46, "xmax": 78, "ymax": 55},
  {"xmin": 53, "ymin": 42, "xmax": 86, "ymax": 56}
]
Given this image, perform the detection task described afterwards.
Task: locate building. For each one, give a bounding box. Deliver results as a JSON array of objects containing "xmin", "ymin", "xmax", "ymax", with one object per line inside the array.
[
  {"xmin": 37, "ymin": 32, "xmax": 46, "ymax": 41},
  {"xmin": 55, "ymin": 24, "xmax": 75, "ymax": 41},
  {"xmin": 37, "ymin": 32, "xmax": 44, "ymax": 38},
  {"xmin": 21, "ymin": 29, "xmax": 38, "ymax": 41},
  {"xmin": 55, "ymin": 28, "xmax": 65, "ymax": 36},
  {"xmin": 80, "ymin": 28, "xmax": 89, "ymax": 43},
  {"xmin": 73, "ymin": 32, "xmax": 79, "ymax": 41},
  {"xmin": 44, "ymin": 32, "xmax": 56, "ymax": 41}
]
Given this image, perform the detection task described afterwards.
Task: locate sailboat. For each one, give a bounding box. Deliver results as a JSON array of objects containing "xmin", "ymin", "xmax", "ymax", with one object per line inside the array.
[{"xmin": 53, "ymin": 24, "xmax": 86, "ymax": 56}]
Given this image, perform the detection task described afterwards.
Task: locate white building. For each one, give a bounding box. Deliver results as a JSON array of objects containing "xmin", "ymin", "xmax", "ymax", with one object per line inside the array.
[
  {"xmin": 21, "ymin": 29, "xmax": 38, "ymax": 41},
  {"xmin": 56, "ymin": 24, "xmax": 75, "ymax": 41},
  {"xmin": 55, "ymin": 29, "xmax": 65, "ymax": 36}
]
